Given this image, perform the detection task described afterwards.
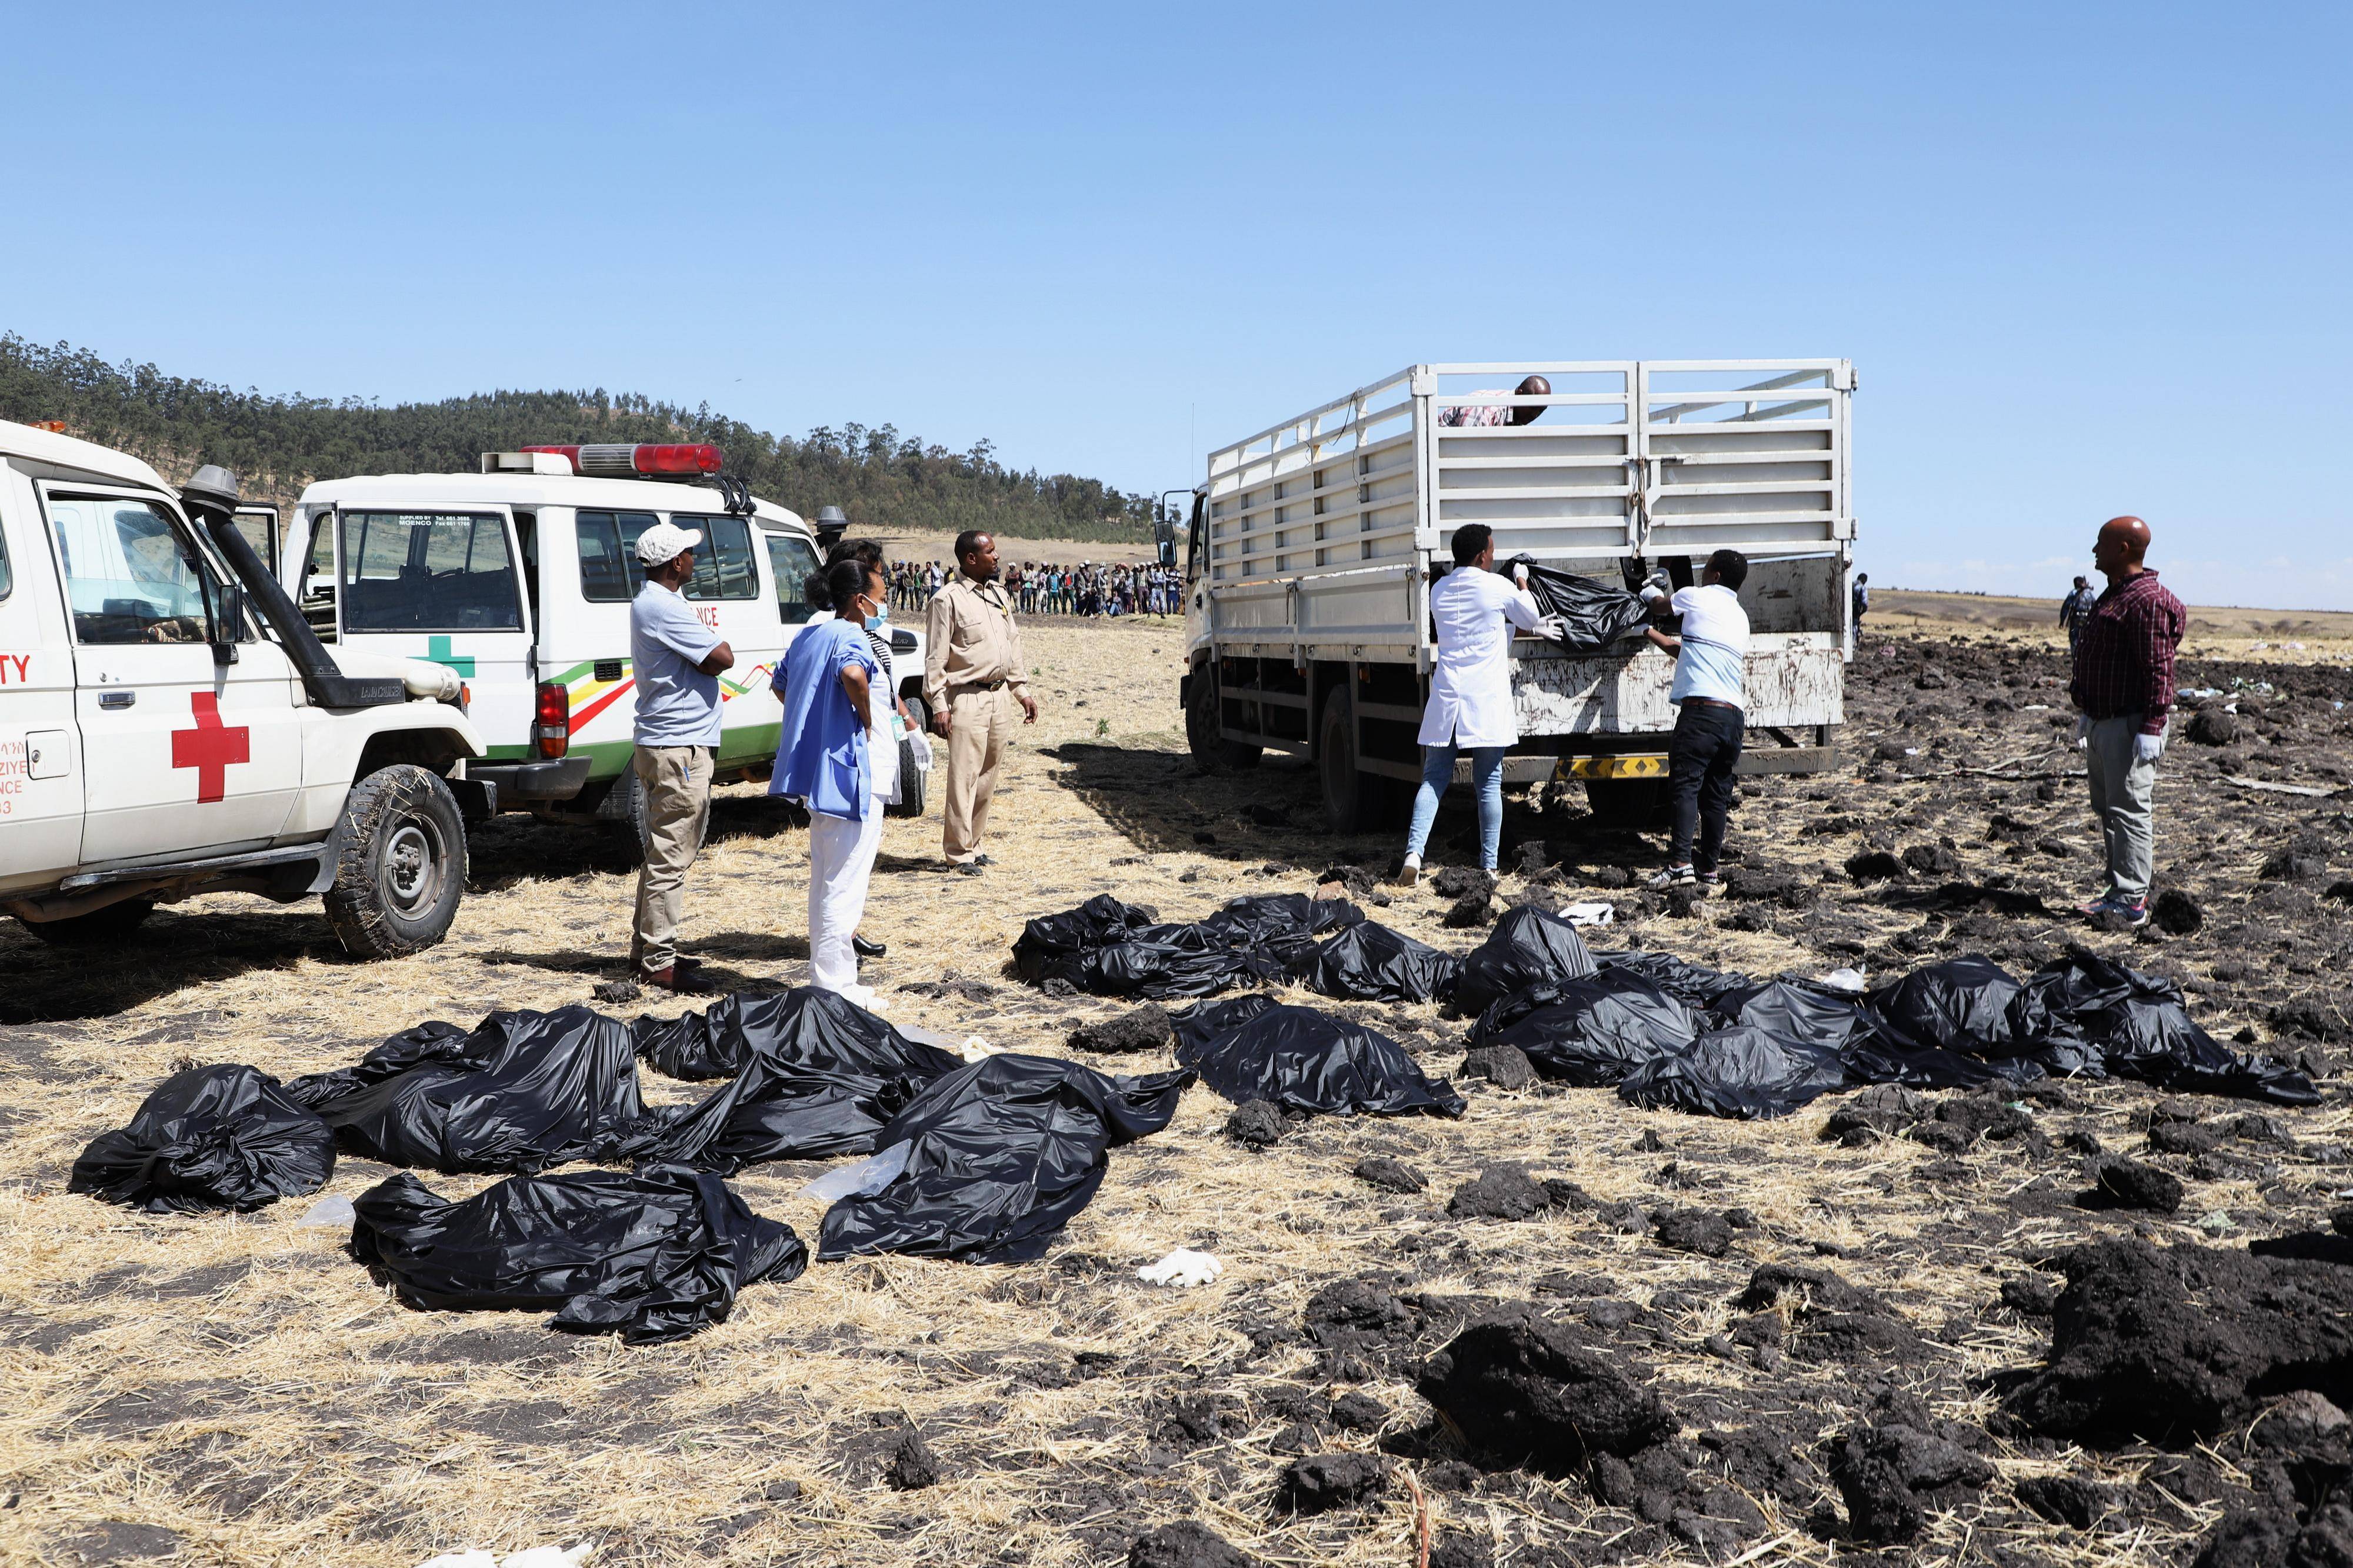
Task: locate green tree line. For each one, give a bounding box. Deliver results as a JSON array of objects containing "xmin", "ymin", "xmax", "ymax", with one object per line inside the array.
[{"xmin": 0, "ymin": 336, "xmax": 1165, "ymax": 543}]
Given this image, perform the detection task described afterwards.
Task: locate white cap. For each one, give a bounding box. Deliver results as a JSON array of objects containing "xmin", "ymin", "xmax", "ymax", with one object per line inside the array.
[{"xmin": 635, "ymin": 520, "xmax": 704, "ymax": 566}]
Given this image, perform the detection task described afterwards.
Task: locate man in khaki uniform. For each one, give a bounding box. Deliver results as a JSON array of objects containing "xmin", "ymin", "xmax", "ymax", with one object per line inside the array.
[{"xmin": 925, "ymin": 531, "xmax": 1037, "ymax": 872}]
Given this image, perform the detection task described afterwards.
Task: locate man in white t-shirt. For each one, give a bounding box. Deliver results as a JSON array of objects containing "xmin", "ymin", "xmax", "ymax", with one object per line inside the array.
[{"xmin": 1638, "ymin": 549, "xmax": 1751, "ymax": 891}]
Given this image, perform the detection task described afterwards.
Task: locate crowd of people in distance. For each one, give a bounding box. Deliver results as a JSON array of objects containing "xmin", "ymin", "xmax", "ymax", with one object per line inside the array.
[{"xmin": 889, "ymin": 558, "xmax": 1180, "ymax": 618}]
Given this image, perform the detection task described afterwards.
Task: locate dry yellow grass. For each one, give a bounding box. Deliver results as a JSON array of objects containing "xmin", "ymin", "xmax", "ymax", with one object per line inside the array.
[
  {"xmin": 1872, "ymin": 588, "xmax": 2353, "ymax": 666},
  {"xmin": 0, "ymin": 617, "xmax": 2331, "ymax": 1567}
]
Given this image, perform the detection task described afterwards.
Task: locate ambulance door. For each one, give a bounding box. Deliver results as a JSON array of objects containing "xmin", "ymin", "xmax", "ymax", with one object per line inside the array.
[
  {"xmin": 674, "ymin": 511, "xmax": 781, "ymax": 766},
  {"xmin": 0, "ymin": 472, "xmax": 83, "ymax": 883},
  {"xmin": 43, "ymin": 486, "xmax": 302, "ymax": 862},
  {"xmin": 325, "ymin": 506, "xmax": 532, "ymax": 757}
]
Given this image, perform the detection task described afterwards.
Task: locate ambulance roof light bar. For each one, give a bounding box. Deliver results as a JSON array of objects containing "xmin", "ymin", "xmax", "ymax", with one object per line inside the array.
[{"xmin": 478, "ymin": 442, "xmax": 726, "ymax": 479}]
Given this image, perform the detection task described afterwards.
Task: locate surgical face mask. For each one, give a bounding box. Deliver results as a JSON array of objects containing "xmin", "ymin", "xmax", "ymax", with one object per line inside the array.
[{"xmin": 868, "ymin": 597, "xmax": 889, "ymax": 625}]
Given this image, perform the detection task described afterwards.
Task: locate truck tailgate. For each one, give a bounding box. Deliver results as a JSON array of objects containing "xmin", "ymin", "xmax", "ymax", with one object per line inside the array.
[{"xmin": 1513, "ymin": 632, "xmax": 1844, "ymax": 735}]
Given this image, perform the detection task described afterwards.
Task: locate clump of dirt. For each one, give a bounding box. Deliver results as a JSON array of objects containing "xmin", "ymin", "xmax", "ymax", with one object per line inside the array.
[
  {"xmin": 1352, "ymin": 1156, "xmax": 1425, "ymax": 1192},
  {"xmin": 2001, "ymin": 1236, "xmax": 2353, "ymax": 1444},
  {"xmin": 885, "ymin": 1426, "xmax": 942, "ymax": 1490},
  {"xmin": 1447, "ymin": 1163, "xmax": 1554, "ymax": 1221},
  {"xmin": 1067, "ymin": 1002, "xmax": 1174, "ymax": 1053},
  {"xmin": 2079, "ymin": 1155, "xmax": 2185, "ymax": 1213},
  {"xmin": 1277, "ymin": 1452, "xmax": 1390, "ymax": 1514},
  {"xmin": 1129, "ymin": 1521, "xmax": 1259, "ymax": 1568},
  {"xmin": 1825, "ymin": 1390, "xmax": 1995, "ymax": 1544},
  {"xmin": 1225, "ymin": 1100, "xmax": 1287, "ymax": 1148},
  {"xmin": 1460, "ymin": 1044, "xmax": 1536, "ymax": 1090},
  {"xmin": 1415, "ymin": 1305, "xmax": 1677, "ymax": 1472},
  {"xmin": 1652, "ymin": 1206, "xmax": 1735, "ymax": 1257}
]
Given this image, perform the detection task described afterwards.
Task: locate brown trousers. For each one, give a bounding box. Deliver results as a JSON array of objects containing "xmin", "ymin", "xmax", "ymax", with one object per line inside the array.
[
  {"xmin": 942, "ymin": 686, "xmax": 1017, "ymax": 863},
  {"xmin": 629, "ymin": 744, "xmax": 714, "ymax": 971}
]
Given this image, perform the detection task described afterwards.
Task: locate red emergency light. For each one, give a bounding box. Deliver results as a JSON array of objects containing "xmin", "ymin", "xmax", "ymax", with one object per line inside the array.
[{"xmin": 520, "ymin": 442, "xmax": 724, "ymax": 479}]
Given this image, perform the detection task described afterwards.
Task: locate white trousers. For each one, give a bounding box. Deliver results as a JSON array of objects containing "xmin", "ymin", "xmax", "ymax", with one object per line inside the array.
[{"xmin": 807, "ymin": 803, "xmax": 884, "ymax": 995}]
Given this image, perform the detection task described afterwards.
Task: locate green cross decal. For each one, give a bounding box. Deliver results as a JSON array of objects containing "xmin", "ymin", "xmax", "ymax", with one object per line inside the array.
[{"xmin": 425, "ymin": 636, "xmax": 476, "ymax": 677}]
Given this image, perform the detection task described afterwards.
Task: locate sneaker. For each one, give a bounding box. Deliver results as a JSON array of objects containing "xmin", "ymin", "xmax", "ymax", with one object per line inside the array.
[
  {"xmin": 1646, "ymin": 865, "xmax": 1698, "ymax": 890},
  {"xmin": 2078, "ymin": 893, "xmax": 2120, "ymax": 918},
  {"xmin": 1397, "ymin": 853, "xmax": 1422, "ymax": 888},
  {"xmin": 1695, "ymin": 869, "xmax": 1722, "ymax": 890},
  {"xmin": 2107, "ymin": 899, "xmax": 2149, "ymax": 929}
]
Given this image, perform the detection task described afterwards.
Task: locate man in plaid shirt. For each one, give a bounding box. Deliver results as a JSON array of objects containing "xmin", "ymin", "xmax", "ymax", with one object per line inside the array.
[{"xmin": 2068, "ymin": 515, "xmax": 2186, "ymax": 927}]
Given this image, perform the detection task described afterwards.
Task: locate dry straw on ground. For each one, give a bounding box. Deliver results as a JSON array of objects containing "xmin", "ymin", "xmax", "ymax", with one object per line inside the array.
[{"xmin": 3, "ymin": 614, "xmax": 2347, "ymax": 1567}]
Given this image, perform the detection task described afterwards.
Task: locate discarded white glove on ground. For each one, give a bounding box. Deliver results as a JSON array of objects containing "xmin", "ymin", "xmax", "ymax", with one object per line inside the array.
[
  {"xmin": 957, "ymin": 1036, "xmax": 1003, "ymax": 1063},
  {"xmin": 2135, "ymin": 731, "xmax": 2165, "ymax": 764},
  {"xmin": 1561, "ymin": 902, "xmax": 1615, "ymax": 928},
  {"xmin": 1137, "ymin": 1248, "xmax": 1223, "ymax": 1287},
  {"xmin": 416, "ymin": 1545, "xmax": 591, "ymax": 1568}
]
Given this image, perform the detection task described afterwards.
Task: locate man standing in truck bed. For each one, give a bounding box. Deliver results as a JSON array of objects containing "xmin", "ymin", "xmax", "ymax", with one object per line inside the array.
[
  {"xmin": 1641, "ymin": 549, "xmax": 1751, "ymax": 892},
  {"xmin": 925, "ymin": 530, "xmax": 1038, "ymax": 873}
]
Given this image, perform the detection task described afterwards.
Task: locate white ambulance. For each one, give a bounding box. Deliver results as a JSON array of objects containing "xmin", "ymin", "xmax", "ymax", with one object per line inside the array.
[
  {"xmin": 0, "ymin": 421, "xmax": 488, "ymax": 956},
  {"xmin": 281, "ymin": 443, "xmax": 930, "ymax": 844}
]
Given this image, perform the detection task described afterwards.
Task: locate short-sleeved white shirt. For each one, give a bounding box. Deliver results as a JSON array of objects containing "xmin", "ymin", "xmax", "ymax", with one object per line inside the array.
[{"xmin": 1668, "ymin": 583, "xmax": 1749, "ymax": 708}]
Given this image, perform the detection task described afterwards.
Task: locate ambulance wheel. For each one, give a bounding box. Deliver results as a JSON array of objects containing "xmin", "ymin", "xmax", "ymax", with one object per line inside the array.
[
  {"xmin": 602, "ymin": 769, "xmax": 650, "ymax": 864},
  {"xmin": 888, "ymin": 733, "xmax": 928, "ymax": 819},
  {"xmin": 326, "ymin": 765, "xmax": 467, "ymax": 959},
  {"xmin": 20, "ymin": 896, "xmax": 155, "ymax": 948},
  {"xmin": 1187, "ymin": 659, "xmax": 1260, "ymax": 774}
]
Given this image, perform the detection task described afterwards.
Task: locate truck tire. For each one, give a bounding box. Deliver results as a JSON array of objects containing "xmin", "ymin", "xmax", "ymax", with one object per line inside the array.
[
  {"xmin": 603, "ymin": 768, "xmax": 650, "ymax": 864},
  {"xmin": 1318, "ymin": 686, "xmax": 1397, "ymax": 835},
  {"xmin": 1584, "ymin": 776, "xmax": 1668, "ymax": 828},
  {"xmin": 888, "ymin": 730, "xmax": 928, "ymax": 819},
  {"xmin": 1187, "ymin": 660, "xmax": 1260, "ymax": 774},
  {"xmin": 325, "ymin": 765, "xmax": 468, "ymax": 959},
  {"xmin": 19, "ymin": 896, "xmax": 155, "ymax": 948}
]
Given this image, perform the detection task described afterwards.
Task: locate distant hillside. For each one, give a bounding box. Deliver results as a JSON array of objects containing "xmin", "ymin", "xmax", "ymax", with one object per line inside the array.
[{"xmin": 0, "ymin": 335, "xmax": 1161, "ymax": 543}]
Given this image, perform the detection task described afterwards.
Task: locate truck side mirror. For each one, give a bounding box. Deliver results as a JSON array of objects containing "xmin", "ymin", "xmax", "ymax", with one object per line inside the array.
[{"xmin": 212, "ymin": 583, "xmax": 248, "ymax": 664}]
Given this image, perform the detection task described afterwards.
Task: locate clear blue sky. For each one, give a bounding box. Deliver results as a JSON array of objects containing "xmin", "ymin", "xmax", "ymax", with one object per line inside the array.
[{"xmin": 7, "ymin": 2, "xmax": 2347, "ymax": 607}]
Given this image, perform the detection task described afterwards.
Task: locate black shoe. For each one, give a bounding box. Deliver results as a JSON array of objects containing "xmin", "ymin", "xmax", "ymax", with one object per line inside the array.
[
  {"xmin": 852, "ymin": 933, "xmax": 886, "ymax": 959},
  {"xmin": 954, "ymin": 862, "xmax": 984, "ymax": 876},
  {"xmin": 972, "ymin": 853, "xmax": 996, "ymax": 867}
]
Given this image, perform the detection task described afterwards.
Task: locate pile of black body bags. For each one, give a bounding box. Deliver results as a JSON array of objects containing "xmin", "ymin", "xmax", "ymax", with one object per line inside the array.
[
  {"xmin": 69, "ymin": 989, "xmax": 1191, "ymax": 1343},
  {"xmin": 1016, "ymin": 895, "xmax": 2316, "ymax": 1120}
]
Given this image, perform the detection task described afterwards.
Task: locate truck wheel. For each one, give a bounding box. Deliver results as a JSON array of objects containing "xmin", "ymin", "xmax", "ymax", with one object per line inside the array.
[
  {"xmin": 1319, "ymin": 687, "xmax": 1396, "ymax": 835},
  {"xmin": 1584, "ymin": 776, "xmax": 1668, "ymax": 828},
  {"xmin": 19, "ymin": 896, "xmax": 155, "ymax": 948},
  {"xmin": 888, "ymin": 728, "xmax": 928, "ymax": 819},
  {"xmin": 325, "ymin": 765, "xmax": 467, "ymax": 959},
  {"xmin": 1187, "ymin": 660, "xmax": 1260, "ymax": 774}
]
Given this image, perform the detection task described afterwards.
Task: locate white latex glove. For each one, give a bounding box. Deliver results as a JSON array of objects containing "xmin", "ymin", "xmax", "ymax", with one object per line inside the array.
[
  {"xmin": 2074, "ymin": 715, "xmax": 2092, "ymax": 749},
  {"xmin": 1535, "ymin": 616, "xmax": 1568, "ymax": 640},
  {"xmin": 1138, "ymin": 1248, "xmax": 1223, "ymax": 1287},
  {"xmin": 2135, "ymin": 730, "xmax": 2164, "ymax": 764},
  {"xmin": 1512, "ymin": 564, "xmax": 1531, "ymax": 589}
]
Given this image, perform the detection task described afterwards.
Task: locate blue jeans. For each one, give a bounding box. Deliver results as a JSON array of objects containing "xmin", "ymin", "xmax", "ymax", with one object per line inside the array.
[{"xmin": 1404, "ymin": 742, "xmax": 1506, "ymax": 869}]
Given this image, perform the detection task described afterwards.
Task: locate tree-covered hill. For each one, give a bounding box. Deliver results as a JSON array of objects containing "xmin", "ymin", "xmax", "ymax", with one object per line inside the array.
[{"xmin": 0, "ymin": 336, "xmax": 1162, "ymax": 543}]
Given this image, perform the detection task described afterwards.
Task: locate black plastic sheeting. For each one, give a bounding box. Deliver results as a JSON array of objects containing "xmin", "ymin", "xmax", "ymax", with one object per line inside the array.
[
  {"xmin": 1012, "ymin": 893, "xmax": 1362, "ymax": 999},
  {"xmin": 816, "ymin": 1054, "xmax": 1191, "ymax": 1264},
  {"xmin": 1468, "ymin": 946, "xmax": 2315, "ymax": 1119},
  {"xmin": 285, "ymin": 1006, "xmax": 644, "ymax": 1174},
  {"xmin": 1173, "ymin": 993, "xmax": 1467, "ymax": 1119},
  {"xmin": 69, "ymin": 1065, "xmax": 335, "ymax": 1215},
  {"xmin": 352, "ymin": 1165, "xmax": 806, "ymax": 1344},
  {"xmin": 1506, "ymin": 555, "xmax": 1652, "ymax": 655},
  {"xmin": 603, "ymin": 989, "xmax": 965, "ymax": 1172},
  {"xmin": 1453, "ymin": 907, "xmax": 1601, "ymax": 1016},
  {"xmin": 1468, "ymin": 969, "xmax": 1701, "ymax": 1086},
  {"xmin": 1287, "ymin": 920, "xmax": 1461, "ymax": 1003}
]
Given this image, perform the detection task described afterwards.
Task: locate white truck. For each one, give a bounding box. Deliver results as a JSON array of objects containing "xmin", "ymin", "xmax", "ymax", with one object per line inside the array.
[
  {"xmin": 282, "ymin": 444, "xmax": 932, "ymax": 846},
  {"xmin": 0, "ymin": 421, "xmax": 489, "ymax": 955},
  {"xmin": 1179, "ymin": 361, "xmax": 1857, "ymax": 827}
]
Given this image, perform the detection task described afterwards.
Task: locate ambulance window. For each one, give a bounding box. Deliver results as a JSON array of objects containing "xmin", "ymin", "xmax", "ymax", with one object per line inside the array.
[
  {"xmin": 766, "ymin": 532, "xmax": 820, "ymax": 623},
  {"xmin": 0, "ymin": 519, "xmax": 10, "ymax": 599},
  {"xmin": 676, "ymin": 514, "xmax": 758, "ymax": 602},
  {"xmin": 300, "ymin": 516, "xmax": 338, "ymax": 640},
  {"xmin": 513, "ymin": 510, "xmax": 540, "ymax": 630},
  {"xmin": 339, "ymin": 511, "xmax": 522, "ymax": 632},
  {"xmin": 48, "ymin": 496, "xmax": 216, "ymax": 644},
  {"xmin": 574, "ymin": 510, "xmax": 655, "ymax": 603}
]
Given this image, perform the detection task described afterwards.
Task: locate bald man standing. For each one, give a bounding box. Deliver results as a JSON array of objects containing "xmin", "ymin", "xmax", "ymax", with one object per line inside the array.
[{"xmin": 2068, "ymin": 516, "xmax": 2186, "ymax": 928}]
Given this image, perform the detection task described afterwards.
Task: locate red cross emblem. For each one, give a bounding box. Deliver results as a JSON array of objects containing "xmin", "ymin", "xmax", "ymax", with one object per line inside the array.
[{"xmin": 171, "ymin": 691, "xmax": 251, "ymax": 803}]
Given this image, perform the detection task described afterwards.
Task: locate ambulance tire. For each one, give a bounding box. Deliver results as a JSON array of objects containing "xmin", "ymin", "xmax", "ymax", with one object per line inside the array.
[
  {"xmin": 603, "ymin": 769, "xmax": 650, "ymax": 865},
  {"xmin": 326, "ymin": 765, "xmax": 468, "ymax": 959},
  {"xmin": 20, "ymin": 896, "xmax": 155, "ymax": 948}
]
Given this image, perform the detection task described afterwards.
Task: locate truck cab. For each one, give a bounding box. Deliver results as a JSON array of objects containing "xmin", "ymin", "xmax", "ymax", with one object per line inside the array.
[
  {"xmin": 283, "ymin": 445, "xmax": 931, "ymax": 843},
  {"xmin": 0, "ymin": 421, "xmax": 488, "ymax": 956}
]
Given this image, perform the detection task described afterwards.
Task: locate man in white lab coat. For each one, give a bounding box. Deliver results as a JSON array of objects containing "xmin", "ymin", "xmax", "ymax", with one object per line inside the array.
[{"xmin": 1398, "ymin": 525, "xmax": 1562, "ymax": 885}]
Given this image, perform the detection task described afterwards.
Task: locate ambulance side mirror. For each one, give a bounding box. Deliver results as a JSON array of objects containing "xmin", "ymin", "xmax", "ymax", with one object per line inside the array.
[{"xmin": 212, "ymin": 583, "xmax": 248, "ymax": 664}]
